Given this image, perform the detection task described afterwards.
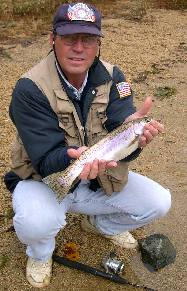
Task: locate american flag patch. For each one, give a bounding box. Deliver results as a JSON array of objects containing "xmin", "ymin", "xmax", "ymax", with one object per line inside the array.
[{"xmin": 116, "ymin": 82, "xmax": 131, "ymax": 98}]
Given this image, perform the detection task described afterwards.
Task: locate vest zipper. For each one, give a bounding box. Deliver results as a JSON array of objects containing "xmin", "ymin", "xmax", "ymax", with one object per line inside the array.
[{"xmin": 80, "ymin": 126, "xmax": 88, "ymax": 146}]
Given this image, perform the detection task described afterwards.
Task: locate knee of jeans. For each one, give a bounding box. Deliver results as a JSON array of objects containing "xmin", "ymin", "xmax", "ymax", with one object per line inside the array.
[
  {"xmin": 153, "ymin": 188, "xmax": 171, "ymax": 217},
  {"xmin": 13, "ymin": 208, "xmax": 66, "ymax": 242}
]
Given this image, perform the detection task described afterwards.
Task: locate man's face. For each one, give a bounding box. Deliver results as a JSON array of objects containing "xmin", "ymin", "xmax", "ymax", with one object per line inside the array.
[{"xmin": 52, "ymin": 33, "xmax": 100, "ymax": 78}]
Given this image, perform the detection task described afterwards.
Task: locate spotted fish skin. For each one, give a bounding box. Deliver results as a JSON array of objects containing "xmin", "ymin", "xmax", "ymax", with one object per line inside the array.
[{"xmin": 44, "ymin": 118, "xmax": 150, "ymax": 200}]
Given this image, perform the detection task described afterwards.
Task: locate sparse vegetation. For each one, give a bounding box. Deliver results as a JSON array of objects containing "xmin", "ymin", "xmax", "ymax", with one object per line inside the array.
[
  {"xmin": 0, "ymin": 255, "xmax": 9, "ymax": 269},
  {"xmin": 154, "ymin": 86, "xmax": 177, "ymax": 99},
  {"xmin": 0, "ymin": 0, "xmax": 116, "ymax": 20},
  {"xmin": 153, "ymin": 0, "xmax": 187, "ymax": 9},
  {"xmin": 132, "ymin": 64, "xmax": 163, "ymax": 83},
  {"xmin": 0, "ymin": 0, "xmax": 186, "ymax": 43},
  {"xmin": 0, "ymin": 0, "xmax": 117, "ymax": 42},
  {"xmin": 0, "ymin": 0, "xmax": 186, "ymax": 21},
  {"xmin": 0, "ymin": 47, "xmax": 12, "ymax": 59},
  {"xmin": 0, "ymin": 0, "xmax": 63, "ymax": 19}
]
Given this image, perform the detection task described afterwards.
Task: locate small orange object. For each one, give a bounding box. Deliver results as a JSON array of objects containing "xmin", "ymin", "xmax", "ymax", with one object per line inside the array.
[{"xmin": 64, "ymin": 242, "xmax": 80, "ymax": 261}]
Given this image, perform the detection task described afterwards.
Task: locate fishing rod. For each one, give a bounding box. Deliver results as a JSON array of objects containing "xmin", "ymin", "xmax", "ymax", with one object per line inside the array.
[{"xmin": 53, "ymin": 254, "xmax": 157, "ymax": 291}]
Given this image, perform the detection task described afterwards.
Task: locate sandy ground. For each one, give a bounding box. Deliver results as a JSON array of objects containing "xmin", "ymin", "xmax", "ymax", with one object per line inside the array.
[{"xmin": 0, "ymin": 3, "xmax": 187, "ymax": 291}]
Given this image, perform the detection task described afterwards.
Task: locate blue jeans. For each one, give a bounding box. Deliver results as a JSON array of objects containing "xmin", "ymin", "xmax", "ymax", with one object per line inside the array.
[{"xmin": 12, "ymin": 171, "xmax": 171, "ymax": 261}]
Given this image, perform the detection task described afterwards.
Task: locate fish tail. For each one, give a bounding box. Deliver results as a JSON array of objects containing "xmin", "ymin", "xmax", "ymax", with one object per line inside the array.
[
  {"xmin": 57, "ymin": 176, "xmax": 73, "ymax": 200},
  {"xmin": 56, "ymin": 164, "xmax": 80, "ymax": 201},
  {"xmin": 42, "ymin": 171, "xmax": 73, "ymax": 202}
]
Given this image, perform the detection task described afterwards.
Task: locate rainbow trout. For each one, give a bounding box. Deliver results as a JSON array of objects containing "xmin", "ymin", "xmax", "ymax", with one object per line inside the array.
[{"xmin": 43, "ymin": 117, "xmax": 150, "ymax": 200}]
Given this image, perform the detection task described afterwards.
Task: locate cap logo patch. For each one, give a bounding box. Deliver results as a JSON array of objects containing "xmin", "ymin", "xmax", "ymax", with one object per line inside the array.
[
  {"xmin": 68, "ymin": 3, "xmax": 95, "ymax": 22},
  {"xmin": 116, "ymin": 82, "xmax": 131, "ymax": 98}
]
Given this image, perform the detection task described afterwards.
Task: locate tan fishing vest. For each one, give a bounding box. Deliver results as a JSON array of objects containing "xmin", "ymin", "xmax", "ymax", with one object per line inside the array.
[{"xmin": 11, "ymin": 52, "xmax": 129, "ymax": 195}]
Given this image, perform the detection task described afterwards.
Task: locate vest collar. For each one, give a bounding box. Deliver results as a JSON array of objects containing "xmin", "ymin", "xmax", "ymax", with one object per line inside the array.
[{"xmin": 88, "ymin": 57, "xmax": 112, "ymax": 86}]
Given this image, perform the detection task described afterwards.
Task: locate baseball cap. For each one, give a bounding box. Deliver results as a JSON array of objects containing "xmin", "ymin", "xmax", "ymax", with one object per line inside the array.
[{"xmin": 53, "ymin": 2, "xmax": 103, "ymax": 37}]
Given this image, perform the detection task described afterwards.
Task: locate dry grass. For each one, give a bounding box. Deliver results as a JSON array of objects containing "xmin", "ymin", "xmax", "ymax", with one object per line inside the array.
[
  {"xmin": 153, "ymin": 0, "xmax": 187, "ymax": 9},
  {"xmin": 1, "ymin": 0, "xmax": 186, "ymax": 44},
  {"xmin": 0, "ymin": 0, "xmax": 186, "ymax": 22},
  {"xmin": 0, "ymin": 0, "xmax": 63, "ymax": 19},
  {"xmin": 0, "ymin": 0, "xmax": 117, "ymax": 43},
  {"xmin": 0, "ymin": 0, "xmax": 117, "ymax": 20}
]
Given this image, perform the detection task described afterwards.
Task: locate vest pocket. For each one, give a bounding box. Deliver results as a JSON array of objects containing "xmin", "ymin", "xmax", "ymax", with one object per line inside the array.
[
  {"xmin": 97, "ymin": 162, "xmax": 129, "ymax": 195},
  {"xmin": 58, "ymin": 113, "xmax": 81, "ymax": 146},
  {"xmin": 11, "ymin": 137, "xmax": 28, "ymax": 166},
  {"xmin": 89, "ymin": 105, "xmax": 108, "ymax": 145},
  {"xmin": 11, "ymin": 136, "xmax": 41, "ymax": 180}
]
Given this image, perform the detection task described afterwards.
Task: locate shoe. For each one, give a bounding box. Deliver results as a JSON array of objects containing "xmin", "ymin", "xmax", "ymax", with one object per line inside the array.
[
  {"xmin": 81, "ymin": 216, "xmax": 138, "ymax": 249},
  {"xmin": 26, "ymin": 257, "xmax": 52, "ymax": 288}
]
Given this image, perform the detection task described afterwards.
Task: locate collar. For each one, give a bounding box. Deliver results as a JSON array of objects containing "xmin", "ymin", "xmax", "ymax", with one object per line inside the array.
[
  {"xmin": 88, "ymin": 57, "xmax": 112, "ymax": 86},
  {"xmin": 55, "ymin": 61, "xmax": 88, "ymax": 100}
]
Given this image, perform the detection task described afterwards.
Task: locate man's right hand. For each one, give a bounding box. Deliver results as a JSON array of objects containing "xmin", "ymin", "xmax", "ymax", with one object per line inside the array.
[{"xmin": 67, "ymin": 147, "xmax": 117, "ymax": 180}]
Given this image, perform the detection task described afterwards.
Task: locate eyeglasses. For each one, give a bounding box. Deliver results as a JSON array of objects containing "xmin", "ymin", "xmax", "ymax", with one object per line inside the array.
[{"xmin": 60, "ymin": 34, "xmax": 99, "ymax": 48}]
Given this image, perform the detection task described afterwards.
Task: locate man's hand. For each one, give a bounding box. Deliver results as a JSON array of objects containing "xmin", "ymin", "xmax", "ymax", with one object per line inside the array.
[
  {"xmin": 67, "ymin": 147, "xmax": 117, "ymax": 180},
  {"xmin": 67, "ymin": 97, "xmax": 163, "ymax": 179},
  {"xmin": 125, "ymin": 97, "xmax": 164, "ymax": 148}
]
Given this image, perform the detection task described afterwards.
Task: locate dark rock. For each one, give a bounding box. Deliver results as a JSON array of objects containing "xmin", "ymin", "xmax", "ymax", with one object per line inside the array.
[{"xmin": 138, "ymin": 234, "xmax": 176, "ymax": 271}]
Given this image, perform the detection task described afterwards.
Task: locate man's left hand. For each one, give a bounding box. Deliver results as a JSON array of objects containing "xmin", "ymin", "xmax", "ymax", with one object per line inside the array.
[
  {"xmin": 138, "ymin": 119, "xmax": 164, "ymax": 147},
  {"xmin": 125, "ymin": 96, "xmax": 164, "ymax": 148}
]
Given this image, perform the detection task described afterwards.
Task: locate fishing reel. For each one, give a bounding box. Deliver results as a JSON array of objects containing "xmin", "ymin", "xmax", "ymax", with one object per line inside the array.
[{"xmin": 101, "ymin": 252, "xmax": 125, "ymax": 275}]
